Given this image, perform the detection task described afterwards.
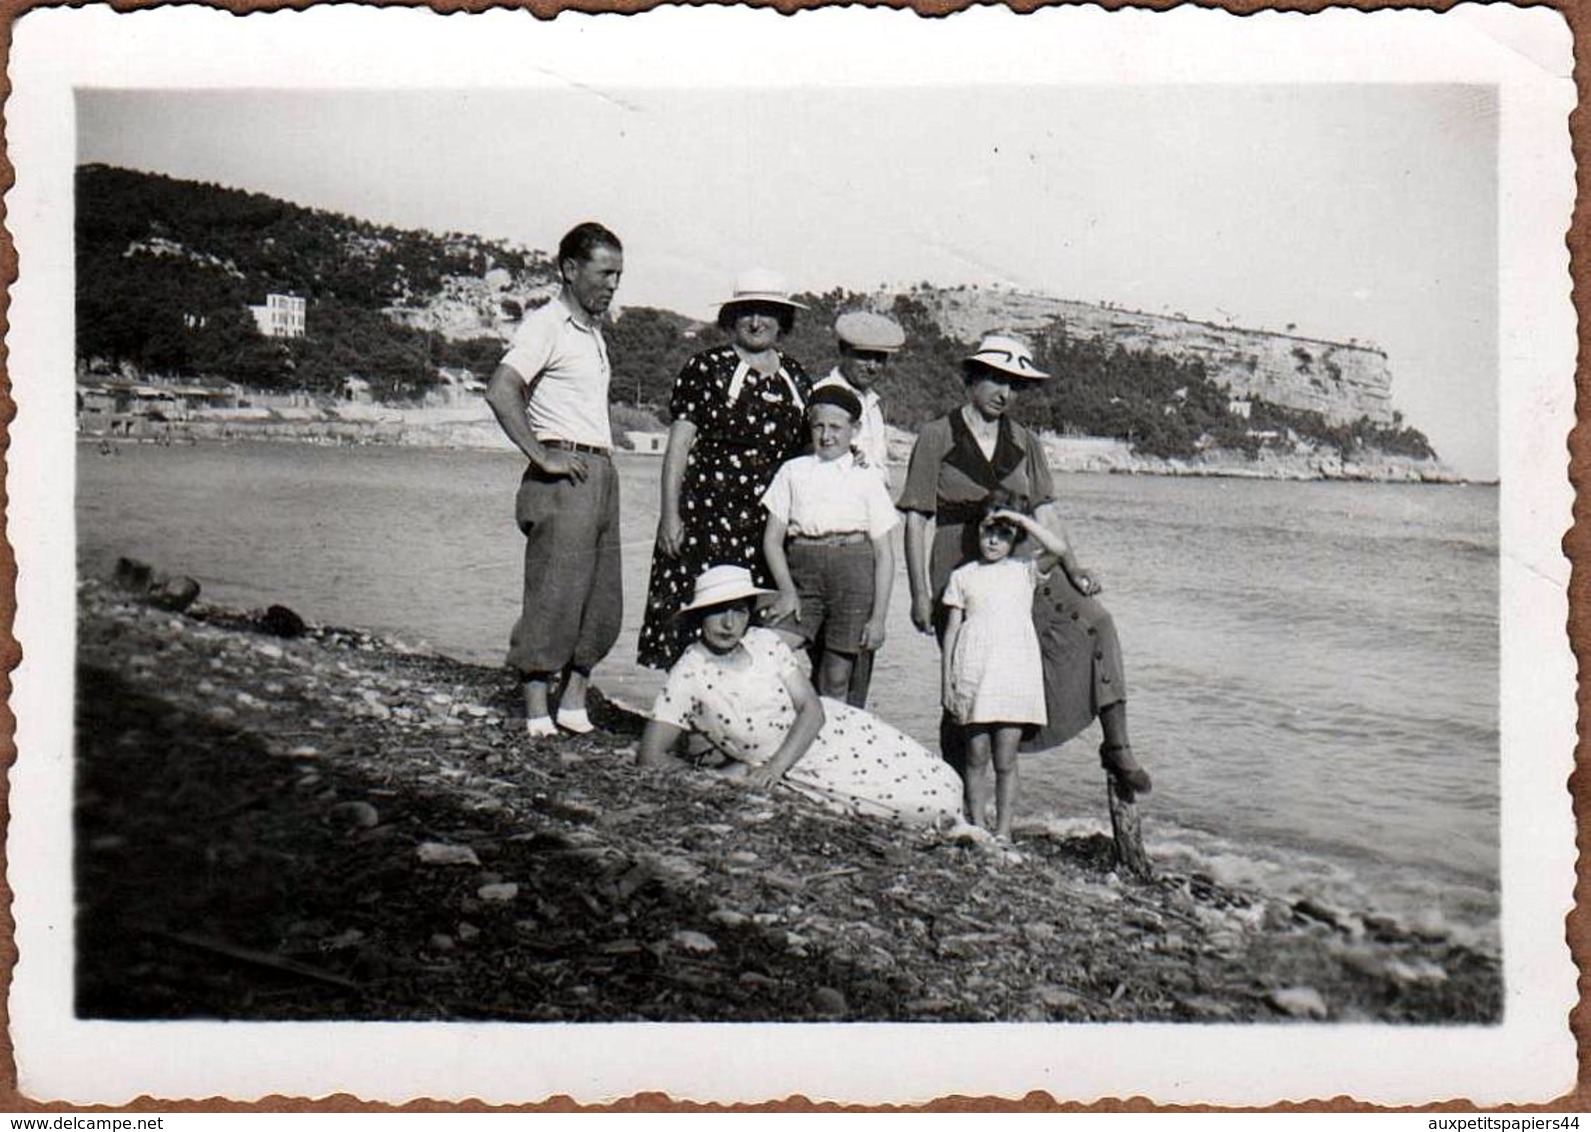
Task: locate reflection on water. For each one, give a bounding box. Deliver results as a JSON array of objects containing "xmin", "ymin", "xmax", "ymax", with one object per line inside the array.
[{"xmin": 76, "ymin": 439, "xmax": 1500, "ymax": 935}]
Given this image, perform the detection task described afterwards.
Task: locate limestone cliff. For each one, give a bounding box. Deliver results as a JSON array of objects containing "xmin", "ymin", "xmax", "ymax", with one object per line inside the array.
[{"xmin": 909, "ymin": 286, "xmax": 1394, "ymax": 427}]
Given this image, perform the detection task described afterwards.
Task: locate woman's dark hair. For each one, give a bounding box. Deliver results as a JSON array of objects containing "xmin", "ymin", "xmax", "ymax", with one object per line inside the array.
[
  {"xmin": 962, "ymin": 358, "xmax": 1013, "ymax": 386},
  {"xmin": 978, "ymin": 488, "xmax": 1030, "ymax": 544},
  {"xmin": 558, "ymin": 221, "xmax": 623, "ymax": 267},
  {"xmin": 717, "ymin": 301, "xmax": 796, "ymax": 336},
  {"xmin": 678, "ymin": 595, "xmax": 759, "ymax": 636}
]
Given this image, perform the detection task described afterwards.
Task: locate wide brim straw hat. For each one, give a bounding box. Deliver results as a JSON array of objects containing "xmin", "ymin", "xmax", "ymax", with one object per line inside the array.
[
  {"xmin": 717, "ymin": 268, "xmax": 808, "ymax": 312},
  {"xmin": 965, "ymin": 333, "xmax": 1050, "ymax": 381},
  {"xmin": 676, "ymin": 564, "xmax": 776, "ymax": 617}
]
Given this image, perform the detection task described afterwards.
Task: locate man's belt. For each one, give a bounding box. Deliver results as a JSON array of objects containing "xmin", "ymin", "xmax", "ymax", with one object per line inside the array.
[{"xmin": 542, "ymin": 439, "xmax": 610, "ymax": 456}]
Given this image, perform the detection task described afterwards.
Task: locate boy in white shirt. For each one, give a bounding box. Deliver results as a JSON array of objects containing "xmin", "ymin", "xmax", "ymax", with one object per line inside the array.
[{"xmin": 761, "ymin": 385, "xmax": 899, "ymax": 704}]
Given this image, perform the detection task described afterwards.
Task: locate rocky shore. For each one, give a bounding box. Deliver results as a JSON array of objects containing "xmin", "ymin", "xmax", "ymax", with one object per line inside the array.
[
  {"xmin": 91, "ymin": 403, "xmax": 1470, "ymax": 484},
  {"xmin": 75, "ymin": 573, "xmax": 1502, "ymax": 1023}
]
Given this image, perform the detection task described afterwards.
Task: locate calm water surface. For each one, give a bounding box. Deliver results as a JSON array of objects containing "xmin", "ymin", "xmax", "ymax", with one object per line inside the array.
[{"xmin": 77, "ymin": 440, "xmax": 1500, "ymax": 941}]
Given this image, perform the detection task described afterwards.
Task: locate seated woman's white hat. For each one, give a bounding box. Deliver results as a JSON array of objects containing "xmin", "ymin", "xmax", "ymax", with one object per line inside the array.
[
  {"xmin": 965, "ymin": 334, "xmax": 1050, "ymax": 380},
  {"xmin": 719, "ymin": 268, "xmax": 808, "ymax": 311},
  {"xmin": 678, "ymin": 564, "xmax": 776, "ymax": 615}
]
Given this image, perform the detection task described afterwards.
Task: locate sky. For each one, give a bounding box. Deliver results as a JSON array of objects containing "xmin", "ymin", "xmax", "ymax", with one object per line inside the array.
[{"xmin": 78, "ymin": 82, "xmax": 1498, "ymax": 477}]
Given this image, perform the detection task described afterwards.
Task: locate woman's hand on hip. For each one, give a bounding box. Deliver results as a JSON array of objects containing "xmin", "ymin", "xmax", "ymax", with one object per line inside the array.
[
  {"xmin": 1069, "ymin": 565, "xmax": 1102, "ymax": 596},
  {"xmin": 657, "ymin": 512, "xmax": 686, "ymax": 557}
]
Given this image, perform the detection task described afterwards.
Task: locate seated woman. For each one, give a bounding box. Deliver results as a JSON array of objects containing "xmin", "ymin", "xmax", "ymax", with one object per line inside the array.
[{"xmin": 637, "ymin": 565, "xmax": 965, "ymax": 829}]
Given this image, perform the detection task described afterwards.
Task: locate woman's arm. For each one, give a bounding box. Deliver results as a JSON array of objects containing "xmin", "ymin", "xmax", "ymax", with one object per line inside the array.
[
  {"xmin": 904, "ymin": 511, "xmax": 936, "ymax": 635},
  {"xmin": 742, "ymin": 669, "xmax": 827, "ymax": 788},
  {"xmin": 860, "ymin": 533, "xmax": 895, "ymax": 650},
  {"xmin": 637, "ymin": 718, "xmax": 693, "ymax": 769},
  {"xmin": 761, "ymin": 514, "xmax": 801, "ymax": 625},
  {"xmin": 657, "ymin": 418, "xmax": 698, "ymax": 558},
  {"xmin": 1028, "ymin": 503, "xmax": 1100, "ymax": 594},
  {"xmin": 940, "ymin": 607, "xmax": 964, "ymax": 709}
]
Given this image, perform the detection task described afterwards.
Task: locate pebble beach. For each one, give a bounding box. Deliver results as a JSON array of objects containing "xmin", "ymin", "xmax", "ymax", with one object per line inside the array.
[{"xmin": 74, "ymin": 574, "xmax": 1502, "ymax": 1024}]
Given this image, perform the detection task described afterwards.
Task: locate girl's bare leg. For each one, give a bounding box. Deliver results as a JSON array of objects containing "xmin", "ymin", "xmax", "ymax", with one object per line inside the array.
[
  {"xmin": 964, "ymin": 727, "xmax": 994, "ymax": 830},
  {"xmin": 991, "ymin": 725, "xmax": 1022, "ymax": 840}
]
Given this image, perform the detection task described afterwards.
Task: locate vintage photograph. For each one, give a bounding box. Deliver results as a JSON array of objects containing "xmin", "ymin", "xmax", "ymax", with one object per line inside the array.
[{"xmin": 7, "ymin": 2, "xmax": 1577, "ymax": 1108}]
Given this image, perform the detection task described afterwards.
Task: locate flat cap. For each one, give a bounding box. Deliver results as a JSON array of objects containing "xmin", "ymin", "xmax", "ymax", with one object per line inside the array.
[{"xmin": 835, "ymin": 311, "xmax": 905, "ymax": 353}]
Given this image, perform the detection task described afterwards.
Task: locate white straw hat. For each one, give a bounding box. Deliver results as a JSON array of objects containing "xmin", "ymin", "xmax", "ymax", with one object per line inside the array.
[
  {"xmin": 965, "ymin": 334, "xmax": 1050, "ymax": 381},
  {"xmin": 718, "ymin": 268, "xmax": 807, "ymax": 311},
  {"xmin": 677, "ymin": 564, "xmax": 775, "ymax": 616}
]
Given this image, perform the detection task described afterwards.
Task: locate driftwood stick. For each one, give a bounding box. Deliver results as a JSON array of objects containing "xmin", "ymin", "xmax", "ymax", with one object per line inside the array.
[
  {"xmin": 153, "ymin": 927, "xmax": 362, "ymax": 990},
  {"xmin": 1106, "ymin": 777, "xmax": 1153, "ymax": 880}
]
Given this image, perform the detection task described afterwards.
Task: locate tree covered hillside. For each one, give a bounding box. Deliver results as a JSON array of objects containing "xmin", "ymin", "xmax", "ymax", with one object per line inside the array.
[
  {"xmin": 77, "ymin": 164, "xmax": 1434, "ymax": 463},
  {"xmin": 76, "ymin": 164, "xmax": 551, "ymax": 397}
]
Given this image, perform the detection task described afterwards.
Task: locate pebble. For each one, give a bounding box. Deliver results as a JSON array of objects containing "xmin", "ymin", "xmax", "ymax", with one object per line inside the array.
[
  {"xmin": 1021, "ymin": 921, "xmax": 1058, "ymax": 944},
  {"xmin": 416, "ymin": 842, "xmax": 481, "ymax": 867},
  {"xmin": 811, "ymin": 987, "xmax": 847, "ymax": 1015},
  {"xmin": 727, "ymin": 850, "xmax": 760, "ymax": 865},
  {"xmin": 708, "ymin": 909, "xmax": 749, "ymax": 928},
  {"xmin": 196, "ymin": 680, "xmax": 217, "ymax": 696},
  {"xmin": 328, "ymin": 801, "xmax": 380, "ymax": 831},
  {"xmin": 1385, "ymin": 958, "xmax": 1448, "ymax": 987},
  {"xmin": 478, "ymin": 882, "xmax": 519, "ymax": 903},
  {"xmin": 1037, "ymin": 985, "xmax": 1087, "ymax": 1011},
  {"xmin": 235, "ymin": 692, "xmax": 262, "ymax": 708},
  {"xmin": 671, "ymin": 930, "xmax": 718, "ymax": 955},
  {"xmin": 207, "ymin": 705, "xmax": 237, "ymax": 724},
  {"xmin": 257, "ymin": 643, "xmax": 284, "ymax": 660},
  {"xmin": 464, "ymin": 705, "xmax": 491, "ymax": 719},
  {"xmin": 287, "ymin": 745, "xmax": 321, "ymax": 759},
  {"xmin": 1267, "ymin": 985, "xmax": 1329, "ymax": 1019},
  {"xmin": 737, "ymin": 971, "xmax": 776, "ymax": 989},
  {"xmin": 429, "ymin": 933, "xmax": 455, "ymax": 952},
  {"xmin": 457, "ymin": 922, "xmax": 481, "ymax": 943}
]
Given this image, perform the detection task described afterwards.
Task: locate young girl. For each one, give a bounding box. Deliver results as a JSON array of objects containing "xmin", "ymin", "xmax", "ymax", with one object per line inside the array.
[{"xmin": 940, "ymin": 491, "xmax": 1077, "ymax": 839}]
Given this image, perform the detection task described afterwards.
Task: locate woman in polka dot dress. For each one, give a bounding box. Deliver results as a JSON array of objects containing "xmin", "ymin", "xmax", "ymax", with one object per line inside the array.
[
  {"xmin": 638, "ymin": 566, "xmax": 965, "ymax": 829},
  {"xmin": 637, "ymin": 269, "xmax": 812, "ymax": 670}
]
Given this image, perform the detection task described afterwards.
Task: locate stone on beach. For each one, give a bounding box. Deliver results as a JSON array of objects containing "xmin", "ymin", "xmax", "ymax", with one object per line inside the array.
[
  {"xmin": 328, "ymin": 801, "xmax": 380, "ymax": 831},
  {"xmin": 1267, "ymin": 985, "xmax": 1330, "ymax": 1019},
  {"xmin": 416, "ymin": 842, "xmax": 481, "ymax": 867},
  {"xmin": 671, "ymin": 930, "xmax": 718, "ymax": 955}
]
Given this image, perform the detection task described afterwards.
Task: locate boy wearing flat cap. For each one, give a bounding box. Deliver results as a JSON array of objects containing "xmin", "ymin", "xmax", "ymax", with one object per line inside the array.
[{"xmin": 813, "ymin": 310, "xmax": 904, "ymax": 489}]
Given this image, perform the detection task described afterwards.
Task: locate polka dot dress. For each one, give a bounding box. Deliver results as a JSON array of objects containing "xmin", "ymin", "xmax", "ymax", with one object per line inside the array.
[
  {"xmin": 637, "ymin": 346, "xmax": 810, "ymax": 670},
  {"xmin": 650, "ymin": 628, "xmax": 965, "ymax": 828}
]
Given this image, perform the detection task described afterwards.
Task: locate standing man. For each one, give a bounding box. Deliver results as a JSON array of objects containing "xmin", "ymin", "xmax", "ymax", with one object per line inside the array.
[
  {"xmin": 485, "ymin": 222, "xmax": 624, "ymax": 738},
  {"xmin": 811, "ymin": 309, "xmax": 905, "ymax": 707},
  {"xmin": 814, "ymin": 310, "xmax": 904, "ymax": 488}
]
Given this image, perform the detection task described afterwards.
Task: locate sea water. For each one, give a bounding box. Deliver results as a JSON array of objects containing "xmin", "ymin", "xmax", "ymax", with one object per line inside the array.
[{"xmin": 75, "ymin": 439, "xmax": 1500, "ymax": 944}]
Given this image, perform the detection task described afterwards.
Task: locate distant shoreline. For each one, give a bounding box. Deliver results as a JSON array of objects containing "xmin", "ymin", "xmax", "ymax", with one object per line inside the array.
[{"xmin": 80, "ymin": 408, "xmax": 1478, "ymax": 486}]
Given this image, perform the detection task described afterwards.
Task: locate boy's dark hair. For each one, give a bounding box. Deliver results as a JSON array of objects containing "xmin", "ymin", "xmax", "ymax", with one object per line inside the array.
[{"xmin": 807, "ymin": 384, "xmax": 863, "ymax": 422}]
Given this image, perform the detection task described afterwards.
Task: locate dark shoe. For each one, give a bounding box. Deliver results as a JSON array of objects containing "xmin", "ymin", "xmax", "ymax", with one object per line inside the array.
[{"xmin": 1100, "ymin": 744, "xmax": 1152, "ymax": 797}]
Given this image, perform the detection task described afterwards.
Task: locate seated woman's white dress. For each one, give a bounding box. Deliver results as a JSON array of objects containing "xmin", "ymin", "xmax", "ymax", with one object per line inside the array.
[{"xmin": 650, "ymin": 627, "xmax": 964, "ymax": 827}]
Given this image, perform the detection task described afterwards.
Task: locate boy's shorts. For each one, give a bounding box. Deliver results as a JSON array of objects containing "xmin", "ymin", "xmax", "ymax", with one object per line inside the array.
[{"xmin": 785, "ymin": 539, "xmax": 875, "ymax": 653}]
